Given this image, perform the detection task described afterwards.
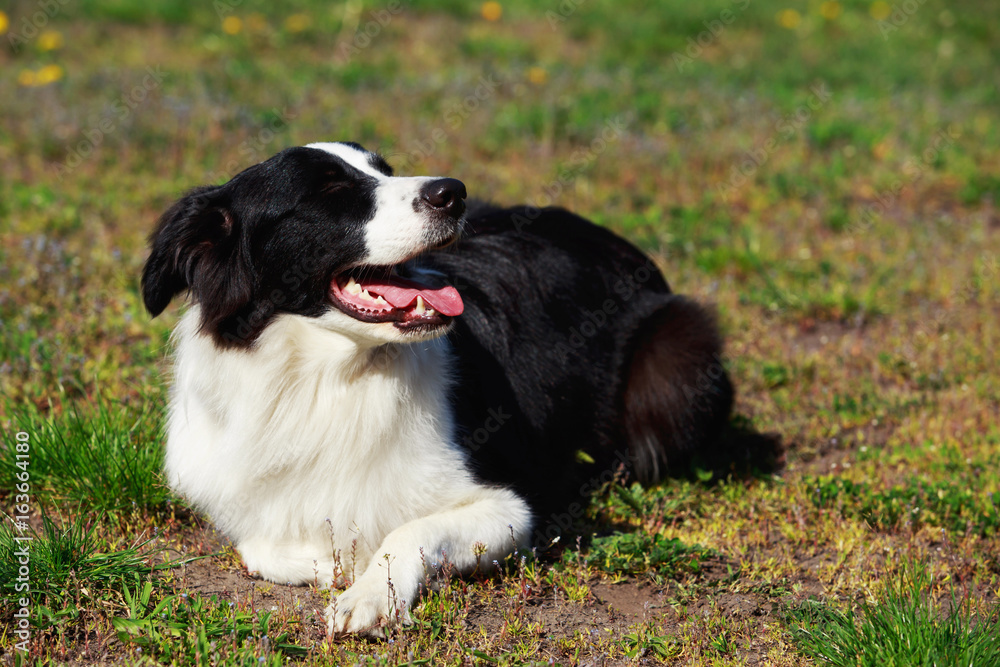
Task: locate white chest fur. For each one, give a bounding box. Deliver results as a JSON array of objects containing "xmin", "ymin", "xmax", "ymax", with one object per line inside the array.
[{"xmin": 163, "ymin": 307, "xmax": 477, "ymax": 584}]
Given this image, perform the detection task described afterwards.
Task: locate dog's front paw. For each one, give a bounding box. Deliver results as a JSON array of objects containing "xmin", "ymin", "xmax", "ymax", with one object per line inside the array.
[{"xmin": 325, "ymin": 575, "xmax": 412, "ymax": 637}]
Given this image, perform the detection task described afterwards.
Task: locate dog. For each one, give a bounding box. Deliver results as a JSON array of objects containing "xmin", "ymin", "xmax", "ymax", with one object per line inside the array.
[{"xmin": 141, "ymin": 141, "xmax": 734, "ymax": 636}]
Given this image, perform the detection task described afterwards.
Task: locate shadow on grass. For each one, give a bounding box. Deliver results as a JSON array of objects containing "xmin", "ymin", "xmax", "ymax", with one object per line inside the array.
[{"xmin": 676, "ymin": 415, "xmax": 787, "ymax": 485}]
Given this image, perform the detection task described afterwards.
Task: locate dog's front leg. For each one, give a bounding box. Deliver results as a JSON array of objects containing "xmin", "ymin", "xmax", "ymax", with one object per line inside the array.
[{"xmin": 326, "ymin": 486, "xmax": 532, "ymax": 636}]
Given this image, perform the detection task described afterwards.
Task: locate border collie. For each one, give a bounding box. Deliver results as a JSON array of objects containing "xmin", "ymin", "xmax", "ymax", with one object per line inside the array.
[{"xmin": 142, "ymin": 141, "xmax": 734, "ymax": 636}]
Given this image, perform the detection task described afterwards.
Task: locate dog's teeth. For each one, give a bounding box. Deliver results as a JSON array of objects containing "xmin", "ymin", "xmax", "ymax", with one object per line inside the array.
[
  {"xmin": 426, "ymin": 306, "xmax": 436, "ymax": 316},
  {"xmin": 373, "ymin": 295, "xmax": 387, "ymax": 305},
  {"xmin": 359, "ymin": 289, "xmax": 374, "ymax": 301},
  {"xmin": 414, "ymin": 295, "xmax": 426, "ymax": 315},
  {"xmin": 345, "ymin": 278, "xmax": 362, "ymax": 295}
]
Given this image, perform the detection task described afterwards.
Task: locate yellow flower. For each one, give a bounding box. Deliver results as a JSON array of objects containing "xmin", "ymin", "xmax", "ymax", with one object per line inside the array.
[
  {"xmin": 776, "ymin": 9, "xmax": 802, "ymax": 29},
  {"xmin": 0, "ymin": 10, "xmax": 10, "ymax": 35},
  {"xmin": 38, "ymin": 30, "xmax": 64, "ymax": 51},
  {"xmin": 35, "ymin": 64, "xmax": 64, "ymax": 85},
  {"xmin": 285, "ymin": 13, "xmax": 309, "ymax": 33},
  {"xmin": 481, "ymin": 1, "xmax": 502, "ymax": 22},
  {"xmin": 18, "ymin": 65, "xmax": 66, "ymax": 87},
  {"xmin": 222, "ymin": 16, "xmax": 243, "ymax": 35},
  {"xmin": 820, "ymin": 1, "xmax": 842, "ymax": 20},
  {"xmin": 527, "ymin": 66, "xmax": 548, "ymax": 85},
  {"xmin": 870, "ymin": 1, "xmax": 891, "ymax": 20}
]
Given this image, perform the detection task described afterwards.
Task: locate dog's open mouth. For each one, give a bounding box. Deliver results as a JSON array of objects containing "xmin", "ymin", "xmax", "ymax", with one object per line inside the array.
[{"xmin": 329, "ymin": 265, "xmax": 464, "ymax": 328}]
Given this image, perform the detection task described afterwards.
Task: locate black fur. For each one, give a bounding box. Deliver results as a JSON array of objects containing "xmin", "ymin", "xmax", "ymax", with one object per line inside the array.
[{"xmin": 423, "ymin": 207, "xmax": 735, "ymax": 540}]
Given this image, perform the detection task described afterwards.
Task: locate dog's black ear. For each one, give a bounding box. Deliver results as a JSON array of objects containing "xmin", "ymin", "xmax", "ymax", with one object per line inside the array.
[{"xmin": 141, "ymin": 185, "xmax": 247, "ymax": 318}]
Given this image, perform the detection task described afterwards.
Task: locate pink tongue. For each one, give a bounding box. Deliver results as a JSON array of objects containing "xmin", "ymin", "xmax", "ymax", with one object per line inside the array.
[{"xmin": 362, "ymin": 277, "xmax": 464, "ymax": 317}]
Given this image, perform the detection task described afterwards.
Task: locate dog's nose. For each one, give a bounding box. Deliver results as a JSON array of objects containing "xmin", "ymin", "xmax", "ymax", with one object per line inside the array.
[{"xmin": 420, "ymin": 178, "xmax": 467, "ymax": 219}]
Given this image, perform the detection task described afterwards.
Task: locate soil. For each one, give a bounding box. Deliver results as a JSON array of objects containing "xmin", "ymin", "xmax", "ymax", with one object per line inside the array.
[{"xmin": 155, "ymin": 526, "xmax": 805, "ymax": 666}]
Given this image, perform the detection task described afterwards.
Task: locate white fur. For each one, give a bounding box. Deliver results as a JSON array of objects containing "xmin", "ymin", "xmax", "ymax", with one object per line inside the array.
[
  {"xmin": 164, "ymin": 305, "xmax": 533, "ymax": 635},
  {"xmin": 306, "ymin": 141, "xmax": 438, "ymax": 267}
]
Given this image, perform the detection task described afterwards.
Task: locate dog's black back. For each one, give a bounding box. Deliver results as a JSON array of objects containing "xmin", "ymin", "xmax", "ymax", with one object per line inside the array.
[{"xmin": 426, "ymin": 205, "xmax": 734, "ymax": 538}]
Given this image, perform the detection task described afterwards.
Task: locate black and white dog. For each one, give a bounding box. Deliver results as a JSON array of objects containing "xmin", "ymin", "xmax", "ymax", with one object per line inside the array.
[{"xmin": 142, "ymin": 142, "xmax": 734, "ymax": 636}]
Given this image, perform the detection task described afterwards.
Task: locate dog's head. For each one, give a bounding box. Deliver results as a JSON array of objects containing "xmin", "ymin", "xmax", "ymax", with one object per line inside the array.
[{"xmin": 142, "ymin": 142, "xmax": 467, "ymax": 348}]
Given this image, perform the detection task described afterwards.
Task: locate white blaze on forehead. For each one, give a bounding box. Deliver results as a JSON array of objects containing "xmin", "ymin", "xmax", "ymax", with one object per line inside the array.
[
  {"xmin": 305, "ymin": 142, "xmax": 388, "ymax": 180},
  {"xmin": 304, "ymin": 142, "xmax": 442, "ymax": 267}
]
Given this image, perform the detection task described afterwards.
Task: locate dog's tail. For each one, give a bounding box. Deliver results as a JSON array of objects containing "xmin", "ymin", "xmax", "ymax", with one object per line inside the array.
[
  {"xmin": 621, "ymin": 295, "xmax": 735, "ymax": 482},
  {"xmin": 622, "ymin": 295, "xmax": 785, "ymax": 481}
]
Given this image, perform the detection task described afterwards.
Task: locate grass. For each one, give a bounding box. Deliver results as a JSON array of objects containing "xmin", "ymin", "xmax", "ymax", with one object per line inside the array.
[
  {"xmin": 788, "ymin": 561, "xmax": 1000, "ymax": 666},
  {"xmin": 809, "ymin": 474, "xmax": 1000, "ymax": 536},
  {"xmin": 1, "ymin": 394, "xmax": 170, "ymax": 516},
  {"xmin": 1, "ymin": 0, "xmax": 999, "ymax": 663},
  {"xmin": 0, "ymin": 509, "xmax": 174, "ymax": 651},
  {"xmin": 113, "ymin": 585, "xmax": 309, "ymax": 664},
  {"xmin": 573, "ymin": 531, "xmax": 712, "ymax": 582}
]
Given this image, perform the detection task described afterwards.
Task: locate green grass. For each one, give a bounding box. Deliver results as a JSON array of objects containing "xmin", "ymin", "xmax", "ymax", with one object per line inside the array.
[
  {"xmin": 1, "ymin": 394, "xmax": 170, "ymax": 515},
  {"xmin": 114, "ymin": 585, "xmax": 309, "ymax": 664},
  {"xmin": 572, "ymin": 531, "xmax": 712, "ymax": 582},
  {"xmin": 2, "ymin": 0, "xmax": 999, "ymax": 663},
  {"xmin": 0, "ymin": 510, "xmax": 171, "ymax": 631},
  {"xmin": 788, "ymin": 561, "xmax": 1000, "ymax": 666},
  {"xmin": 809, "ymin": 475, "xmax": 1000, "ymax": 536}
]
